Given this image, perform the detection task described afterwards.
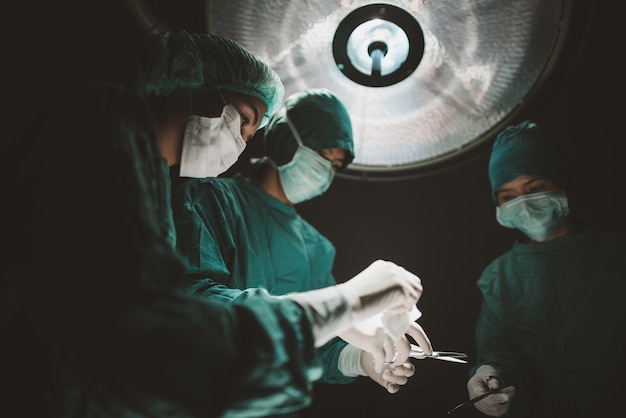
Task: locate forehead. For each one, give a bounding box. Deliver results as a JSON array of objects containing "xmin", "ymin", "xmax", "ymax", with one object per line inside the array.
[
  {"xmin": 226, "ymin": 92, "xmax": 266, "ymax": 114},
  {"xmin": 498, "ymin": 175, "xmax": 559, "ymax": 191},
  {"xmin": 319, "ymin": 148, "xmax": 346, "ymax": 160},
  {"xmin": 326, "ymin": 148, "xmax": 346, "ymax": 157}
]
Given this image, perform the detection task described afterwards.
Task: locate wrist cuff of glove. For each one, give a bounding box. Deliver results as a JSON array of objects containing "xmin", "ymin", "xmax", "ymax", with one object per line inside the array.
[
  {"xmin": 285, "ymin": 286, "xmax": 353, "ymax": 347},
  {"xmin": 338, "ymin": 344, "xmax": 367, "ymax": 377}
]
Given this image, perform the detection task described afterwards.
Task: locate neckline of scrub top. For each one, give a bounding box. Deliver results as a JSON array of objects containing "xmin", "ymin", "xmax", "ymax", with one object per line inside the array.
[
  {"xmin": 233, "ymin": 174, "xmax": 299, "ymax": 217},
  {"xmin": 511, "ymin": 229, "xmax": 604, "ymax": 254}
]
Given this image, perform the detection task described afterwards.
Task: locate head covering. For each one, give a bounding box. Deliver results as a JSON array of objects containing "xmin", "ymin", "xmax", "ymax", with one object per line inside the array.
[
  {"xmin": 133, "ymin": 30, "xmax": 284, "ymax": 128},
  {"xmin": 262, "ymin": 88, "xmax": 355, "ymax": 169},
  {"xmin": 488, "ymin": 120, "xmax": 568, "ymax": 202}
]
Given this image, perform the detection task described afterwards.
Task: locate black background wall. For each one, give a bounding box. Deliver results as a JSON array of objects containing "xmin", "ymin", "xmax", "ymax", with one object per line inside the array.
[{"xmin": 7, "ymin": 1, "xmax": 623, "ymax": 417}]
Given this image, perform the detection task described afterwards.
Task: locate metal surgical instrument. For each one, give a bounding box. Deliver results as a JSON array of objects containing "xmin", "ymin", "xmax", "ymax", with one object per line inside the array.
[{"xmin": 385, "ymin": 344, "xmax": 468, "ymax": 364}]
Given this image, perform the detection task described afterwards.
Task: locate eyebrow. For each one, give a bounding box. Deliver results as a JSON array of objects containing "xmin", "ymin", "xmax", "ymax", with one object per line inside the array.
[
  {"xmin": 497, "ymin": 177, "xmax": 546, "ymax": 195},
  {"xmin": 522, "ymin": 177, "xmax": 547, "ymax": 186},
  {"xmin": 320, "ymin": 150, "xmax": 345, "ymax": 165}
]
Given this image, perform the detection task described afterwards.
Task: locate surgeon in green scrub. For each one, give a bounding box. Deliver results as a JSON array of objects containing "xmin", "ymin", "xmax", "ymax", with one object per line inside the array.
[
  {"xmin": 132, "ymin": 30, "xmax": 284, "ymax": 246},
  {"xmin": 172, "ymin": 89, "xmax": 427, "ymax": 409},
  {"xmin": 465, "ymin": 121, "xmax": 626, "ymax": 418},
  {"xmin": 5, "ymin": 31, "xmax": 430, "ymax": 418},
  {"xmin": 132, "ymin": 31, "xmax": 430, "ymax": 414},
  {"xmin": 137, "ymin": 32, "xmax": 432, "ymax": 366}
]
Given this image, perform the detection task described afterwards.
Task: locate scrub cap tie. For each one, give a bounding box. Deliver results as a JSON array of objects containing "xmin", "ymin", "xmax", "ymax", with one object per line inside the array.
[
  {"xmin": 133, "ymin": 30, "xmax": 284, "ymax": 128},
  {"xmin": 488, "ymin": 120, "xmax": 568, "ymax": 202}
]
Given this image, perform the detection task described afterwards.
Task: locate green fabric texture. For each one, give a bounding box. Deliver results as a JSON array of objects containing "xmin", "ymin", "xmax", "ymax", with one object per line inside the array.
[
  {"xmin": 133, "ymin": 30, "xmax": 284, "ymax": 128},
  {"xmin": 488, "ymin": 120, "xmax": 568, "ymax": 202},
  {"xmin": 10, "ymin": 80, "xmax": 321, "ymax": 418},
  {"xmin": 172, "ymin": 174, "xmax": 355, "ymax": 387},
  {"xmin": 472, "ymin": 230, "xmax": 626, "ymax": 417},
  {"xmin": 263, "ymin": 88, "xmax": 354, "ymax": 168}
]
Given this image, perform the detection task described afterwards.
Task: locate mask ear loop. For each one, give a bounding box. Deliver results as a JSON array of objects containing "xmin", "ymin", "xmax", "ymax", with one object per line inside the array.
[
  {"xmin": 258, "ymin": 106, "xmax": 301, "ymax": 169},
  {"xmin": 283, "ymin": 108, "xmax": 333, "ymax": 174},
  {"xmin": 282, "ymin": 107, "xmax": 304, "ymax": 146}
]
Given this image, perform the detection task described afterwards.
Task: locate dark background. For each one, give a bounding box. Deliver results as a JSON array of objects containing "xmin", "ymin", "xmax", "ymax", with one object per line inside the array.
[{"xmin": 7, "ymin": 1, "xmax": 623, "ymax": 417}]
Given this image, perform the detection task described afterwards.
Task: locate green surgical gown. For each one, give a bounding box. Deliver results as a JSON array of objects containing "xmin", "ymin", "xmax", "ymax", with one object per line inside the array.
[
  {"xmin": 5, "ymin": 80, "xmax": 322, "ymax": 418},
  {"xmin": 472, "ymin": 230, "xmax": 626, "ymax": 417},
  {"xmin": 172, "ymin": 173, "xmax": 355, "ymax": 387}
]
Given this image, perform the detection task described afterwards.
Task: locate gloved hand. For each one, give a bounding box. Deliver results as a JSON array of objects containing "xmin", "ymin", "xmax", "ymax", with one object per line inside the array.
[
  {"xmin": 467, "ymin": 365, "xmax": 516, "ymax": 417},
  {"xmin": 381, "ymin": 305, "xmax": 420, "ymax": 340},
  {"xmin": 339, "ymin": 306, "xmax": 432, "ymax": 373},
  {"xmin": 336, "ymin": 344, "xmax": 416, "ymax": 394},
  {"xmin": 339, "ymin": 259, "xmax": 424, "ymax": 322},
  {"xmin": 360, "ymin": 349, "xmax": 416, "ymax": 394},
  {"xmin": 285, "ymin": 260, "xmax": 425, "ymax": 347}
]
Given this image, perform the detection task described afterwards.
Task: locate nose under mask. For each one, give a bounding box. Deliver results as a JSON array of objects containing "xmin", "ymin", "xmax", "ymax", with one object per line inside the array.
[
  {"xmin": 496, "ymin": 190, "xmax": 569, "ymax": 241},
  {"xmin": 179, "ymin": 103, "xmax": 246, "ymax": 178}
]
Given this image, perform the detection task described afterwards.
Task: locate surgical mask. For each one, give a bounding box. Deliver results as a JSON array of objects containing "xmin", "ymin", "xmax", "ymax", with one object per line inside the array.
[
  {"xmin": 496, "ymin": 190, "xmax": 570, "ymax": 242},
  {"xmin": 179, "ymin": 103, "xmax": 246, "ymax": 178},
  {"xmin": 269, "ymin": 111, "xmax": 334, "ymax": 204}
]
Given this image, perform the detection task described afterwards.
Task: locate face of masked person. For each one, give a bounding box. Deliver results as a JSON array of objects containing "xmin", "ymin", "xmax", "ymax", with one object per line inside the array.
[
  {"xmin": 179, "ymin": 92, "xmax": 267, "ymax": 178},
  {"xmin": 179, "ymin": 103, "xmax": 246, "ymax": 178},
  {"xmin": 275, "ymin": 145, "xmax": 334, "ymax": 204},
  {"xmin": 496, "ymin": 190, "xmax": 570, "ymax": 242}
]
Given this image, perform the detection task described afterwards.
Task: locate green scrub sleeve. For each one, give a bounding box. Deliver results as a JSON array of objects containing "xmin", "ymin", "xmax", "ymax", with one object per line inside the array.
[{"xmin": 315, "ymin": 337, "xmax": 356, "ymax": 385}]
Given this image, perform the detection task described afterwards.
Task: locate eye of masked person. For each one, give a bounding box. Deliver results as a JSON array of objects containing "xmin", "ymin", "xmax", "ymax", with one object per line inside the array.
[
  {"xmin": 317, "ymin": 148, "xmax": 346, "ymax": 172},
  {"xmin": 223, "ymin": 92, "xmax": 267, "ymax": 141},
  {"xmin": 496, "ymin": 176, "xmax": 561, "ymax": 205}
]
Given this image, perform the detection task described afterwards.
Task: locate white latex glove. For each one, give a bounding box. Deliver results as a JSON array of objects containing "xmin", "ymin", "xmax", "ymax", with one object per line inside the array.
[
  {"xmin": 286, "ymin": 260, "xmax": 425, "ymax": 347},
  {"xmin": 339, "ymin": 260, "xmax": 424, "ymax": 322},
  {"xmin": 339, "ymin": 306, "xmax": 432, "ymax": 373},
  {"xmin": 381, "ymin": 305, "xmax": 421, "ymax": 340},
  {"xmin": 360, "ymin": 349, "xmax": 416, "ymax": 394},
  {"xmin": 467, "ymin": 365, "xmax": 516, "ymax": 417}
]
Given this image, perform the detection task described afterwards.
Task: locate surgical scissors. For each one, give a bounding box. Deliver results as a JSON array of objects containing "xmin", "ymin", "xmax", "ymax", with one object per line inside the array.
[
  {"xmin": 447, "ymin": 387, "xmax": 502, "ymax": 414},
  {"xmin": 385, "ymin": 344, "xmax": 468, "ymax": 364},
  {"xmin": 447, "ymin": 376, "xmax": 513, "ymax": 415}
]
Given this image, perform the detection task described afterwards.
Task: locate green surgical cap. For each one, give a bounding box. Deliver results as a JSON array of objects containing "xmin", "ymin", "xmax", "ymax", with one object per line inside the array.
[
  {"xmin": 263, "ymin": 88, "xmax": 354, "ymax": 169},
  {"xmin": 489, "ymin": 120, "xmax": 568, "ymax": 202},
  {"xmin": 134, "ymin": 30, "xmax": 284, "ymax": 128}
]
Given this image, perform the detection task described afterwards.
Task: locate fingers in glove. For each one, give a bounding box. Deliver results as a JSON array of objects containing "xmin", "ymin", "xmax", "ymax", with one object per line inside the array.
[
  {"xmin": 406, "ymin": 321, "xmax": 433, "ymax": 355},
  {"xmin": 473, "ymin": 387, "xmax": 515, "ymax": 417},
  {"xmin": 397, "ymin": 265, "xmax": 423, "ymax": 292},
  {"xmin": 390, "ymin": 336, "xmax": 411, "ymax": 366},
  {"xmin": 369, "ymin": 346, "xmax": 386, "ymax": 374},
  {"xmin": 384, "ymin": 381, "xmax": 400, "ymax": 394},
  {"xmin": 370, "ymin": 330, "xmax": 395, "ymax": 373},
  {"xmin": 381, "ymin": 363, "xmax": 415, "ymax": 394},
  {"xmin": 468, "ymin": 367, "xmax": 515, "ymax": 417},
  {"xmin": 385, "ymin": 362, "xmax": 415, "ymax": 379}
]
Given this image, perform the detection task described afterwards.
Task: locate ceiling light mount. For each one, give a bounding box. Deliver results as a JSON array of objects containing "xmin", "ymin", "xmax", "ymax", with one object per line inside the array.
[{"xmin": 333, "ymin": 3, "xmax": 424, "ymax": 87}]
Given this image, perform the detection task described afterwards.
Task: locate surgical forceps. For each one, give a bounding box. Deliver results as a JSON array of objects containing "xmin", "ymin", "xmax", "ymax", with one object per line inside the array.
[{"xmin": 386, "ymin": 344, "xmax": 468, "ymax": 364}]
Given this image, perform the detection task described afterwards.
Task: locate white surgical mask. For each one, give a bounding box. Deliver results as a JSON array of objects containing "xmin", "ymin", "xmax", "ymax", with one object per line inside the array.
[
  {"xmin": 496, "ymin": 190, "xmax": 569, "ymax": 242},
  {"xmin": 269, "ymin": 111, "xmax": 334, "ymax": 204},
  {"xmin": 179, "ymin": 103, "xmax": 246, "ymax": 178}
]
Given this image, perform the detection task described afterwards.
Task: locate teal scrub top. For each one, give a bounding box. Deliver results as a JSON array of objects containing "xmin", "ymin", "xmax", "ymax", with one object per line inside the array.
[
  {"xmin": 172, "ymin": 173, "xmax": 355, "ymax": 386},
  {"xmin": 472, "ymin": 230, "xmax": 626, "ymax": 418},
  {"xmin": 8, "ymin": 80, "xmax": 323, "ymax": 418}
]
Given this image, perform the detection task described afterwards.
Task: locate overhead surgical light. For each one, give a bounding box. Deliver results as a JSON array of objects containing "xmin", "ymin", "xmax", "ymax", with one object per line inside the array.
[
  {"xmin": 333, "ymin": 4, "xmax": 424, "ymax": 87},
  {"xmin": 125, "ymin": 0, "xmax": 574, "ymax": 180}
]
